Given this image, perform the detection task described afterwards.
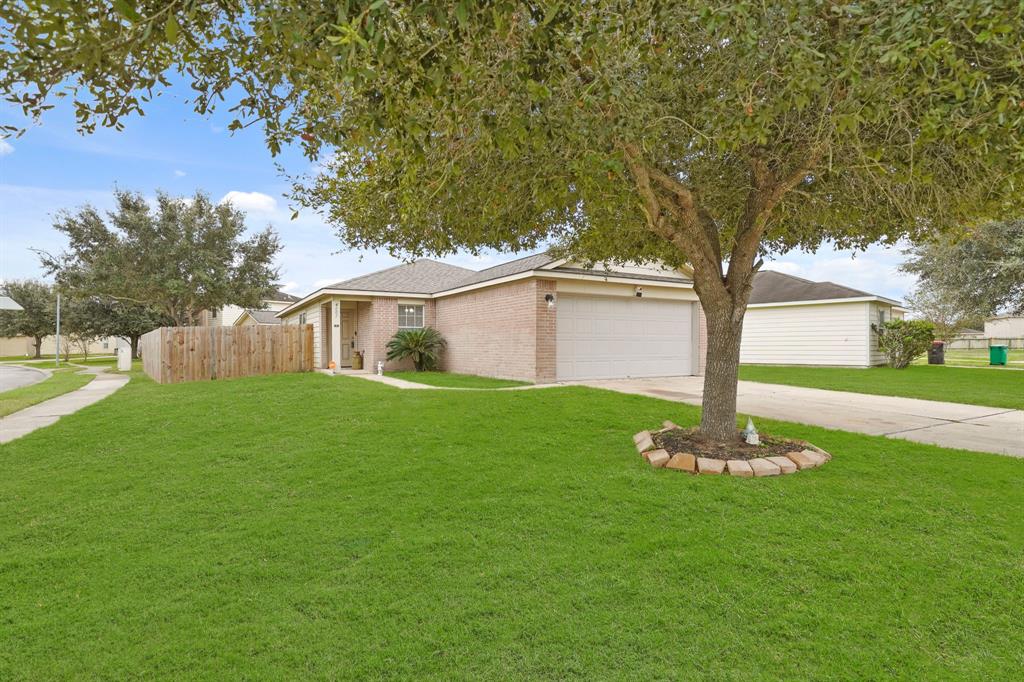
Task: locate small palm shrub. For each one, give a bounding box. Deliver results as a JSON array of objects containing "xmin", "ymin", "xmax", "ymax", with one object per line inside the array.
[
  {"xmin": 385, "ymin": 327, "xmax": 447, "ymax": 371},
  {"xmin": 872, "ymin": 319, "xmax": 935, "ymax": 368}
]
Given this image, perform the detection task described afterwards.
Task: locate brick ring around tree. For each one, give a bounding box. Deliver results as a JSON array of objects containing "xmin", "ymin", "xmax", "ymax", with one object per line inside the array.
[{"xmin": 633, "ymin": 421, "xmax": 831, "ymax": 477}]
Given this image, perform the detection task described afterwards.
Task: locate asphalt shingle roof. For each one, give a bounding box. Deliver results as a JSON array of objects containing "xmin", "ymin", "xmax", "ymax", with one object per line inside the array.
[
  {"xmin": 329, "ymin": 259, "xmax": 476, "ymax": 294},
  {"xmin": 270, "ymin": 290, "xmax": 302, "ymax": 303},
  {"xmin": 453, "ymin": 253, "xmax": 558, "ymax": 288},
  {"xmin": 244, "ymin": 309, "xmax": 284, "ymax": 324},
  {"xmin": 750, "ymin": 270, "xmax": 881, "ymax": 304}
]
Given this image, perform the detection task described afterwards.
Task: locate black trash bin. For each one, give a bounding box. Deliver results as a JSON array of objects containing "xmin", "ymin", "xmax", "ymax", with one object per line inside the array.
[{"xmin": 928, "ymin": 340, "xmax": 945, "ymax": 365}]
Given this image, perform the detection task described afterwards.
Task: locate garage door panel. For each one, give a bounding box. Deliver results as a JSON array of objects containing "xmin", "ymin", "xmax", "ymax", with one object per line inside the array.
[{"xmin": 556, "ymin": 294, "xmax": 693, "ymax": 381}]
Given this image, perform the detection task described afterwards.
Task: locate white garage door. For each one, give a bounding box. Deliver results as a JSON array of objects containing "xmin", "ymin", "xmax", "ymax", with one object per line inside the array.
[{"xmin": 556, "ymin": 295, "xmax": 693, "ymax": 380}]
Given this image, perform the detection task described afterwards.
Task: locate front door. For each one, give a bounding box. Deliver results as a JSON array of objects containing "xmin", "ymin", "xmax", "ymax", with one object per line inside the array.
[{"xmin": 340, "ymin": 309, "xmax": 355, "ymax": 365}]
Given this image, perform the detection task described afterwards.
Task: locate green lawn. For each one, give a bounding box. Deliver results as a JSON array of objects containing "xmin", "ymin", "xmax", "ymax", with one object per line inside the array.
[
  {"xmin": 0, "ymin": 367, "xmax": 95, "ymax": 417},
  {"xmin": 387, "ymin": 370, "xmax": 530, "ymax": 388},
  {"xmin": 912, "ymin": 347, "xmax": 1024, "ymax": 368},
  {"xmin": 739, "ymin": 364, "xmax": 1024, "ymax": 410},
  {"xmin": 1, "ymin": 372, "xmax": 1021, "ymax": 678}
]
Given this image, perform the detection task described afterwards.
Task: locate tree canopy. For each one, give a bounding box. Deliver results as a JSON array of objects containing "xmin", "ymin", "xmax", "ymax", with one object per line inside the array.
[
  {"xmin": 4, "ymin": 1, "xmax": 1023, "ymax": 439},
  {"xmin": 902, "ymin": 218, "xmax": 1024, "ymax": 320},
  {"xmin": 0, "ymin": 280, "xmax": 56, "ymax": 357},
  {"xmin": 38, "ymin": 190, "xmax": 282, "ymax": 326}
]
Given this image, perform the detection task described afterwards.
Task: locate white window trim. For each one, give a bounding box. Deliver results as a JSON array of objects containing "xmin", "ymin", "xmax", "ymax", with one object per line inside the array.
[{"xmin": 397, "ymin": 304, "xmax": 425, "ymax": 329}]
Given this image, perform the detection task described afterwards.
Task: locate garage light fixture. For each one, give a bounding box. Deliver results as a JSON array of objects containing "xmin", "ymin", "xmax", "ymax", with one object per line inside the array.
[
  {"xmin": 544, "ymin": 293, "xmax": 556, "ymax": 309},
  {"xmin": 634, "ymin": 286, "xmax": 644, "ymax": 298}
]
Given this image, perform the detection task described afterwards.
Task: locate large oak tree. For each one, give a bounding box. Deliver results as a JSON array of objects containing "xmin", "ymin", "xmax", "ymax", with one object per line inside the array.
[
  {"xmin": 38, "ymin": 190, "xmax": 281, "ymax": 326},
  {"xmin": 3, "ymin": 1, "xmax": 1023, "ymax": 440}
]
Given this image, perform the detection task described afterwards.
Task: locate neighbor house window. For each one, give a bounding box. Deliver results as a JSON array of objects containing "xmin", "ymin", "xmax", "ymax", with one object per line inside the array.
[
  {"xmin": 298, "ymin": 312, "xmax": 307, "ymax": 325},
  {"xmin": 211, "ymin": 309, "xmax": 217, "ymax": 319},
  {"xmin": 398, "ymin": 304, "xmax": 424, "ymax": 329}
]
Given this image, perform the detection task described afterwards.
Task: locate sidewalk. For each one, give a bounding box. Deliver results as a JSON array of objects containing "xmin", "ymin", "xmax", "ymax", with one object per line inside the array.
[{"xmin": 0, "ymin": 367, "xmax": 130, "ymax": 444}]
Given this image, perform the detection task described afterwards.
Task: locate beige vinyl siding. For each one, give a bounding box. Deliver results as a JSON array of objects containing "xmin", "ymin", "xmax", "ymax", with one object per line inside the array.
[
  {"xmin": 281, "ymin": 301, "xmax": 323, "ymax": 367},
  {"xmin": 740, "ymin": 301, "xmax": 871, "ymax": 367}
]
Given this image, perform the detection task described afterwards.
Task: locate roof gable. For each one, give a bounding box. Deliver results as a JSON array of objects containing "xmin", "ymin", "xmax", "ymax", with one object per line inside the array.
[
  {"xmin": 330, "ymin": 259, "xmax": 475, "ymax": 294},
  {"xmin": 750, "ymin": 270, "xmax": 882, "ymax": 304}
]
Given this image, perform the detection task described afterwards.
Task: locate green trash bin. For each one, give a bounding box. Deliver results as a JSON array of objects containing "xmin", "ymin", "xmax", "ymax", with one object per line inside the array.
[{"xmin": 989, "ymin": 345, "xmax": 1009, "ymax": 366}]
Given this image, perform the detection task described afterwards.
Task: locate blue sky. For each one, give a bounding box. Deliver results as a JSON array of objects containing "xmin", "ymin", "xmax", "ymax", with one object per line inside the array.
[{"xmin": 0, "ymin": 91, "xmax": 916, "ymax": 300}]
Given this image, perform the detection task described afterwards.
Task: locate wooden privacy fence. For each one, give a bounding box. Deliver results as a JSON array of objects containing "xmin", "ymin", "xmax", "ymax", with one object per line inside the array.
[{"xmin": 140, "ymin": 324, "xmax": 314, "ymax": 384}]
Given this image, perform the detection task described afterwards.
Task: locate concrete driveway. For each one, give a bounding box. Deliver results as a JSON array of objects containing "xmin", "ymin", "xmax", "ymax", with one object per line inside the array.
[
  {"xmin": 577, "ymin": 376, "xmax": 1024, "ymax": 458},
  {"xmin": 0, "ymin": 365, "xmax": 48, "ymax": 392}
]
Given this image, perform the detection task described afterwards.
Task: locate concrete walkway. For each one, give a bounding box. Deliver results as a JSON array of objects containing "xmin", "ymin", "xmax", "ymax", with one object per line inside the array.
[
  {"xmin": 347, "ymin": 372, "xmax": 547, "ymax": 391},
  {"xmin": 0, "ymin": 364, "xmax": 49, "ymax": 392},
  {"xmin": 0, "ymin": 367, "xmax": 130, "ymax": 445},
  {"xmin": 577, "ymin": 376, "xmax": 1024, "ymax": 458}
]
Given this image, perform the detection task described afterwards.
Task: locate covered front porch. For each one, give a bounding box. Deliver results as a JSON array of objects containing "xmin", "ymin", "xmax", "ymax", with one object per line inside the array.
[{"xmin": 317, "ymin": 297, "xmax": 368, "ymax": 371}]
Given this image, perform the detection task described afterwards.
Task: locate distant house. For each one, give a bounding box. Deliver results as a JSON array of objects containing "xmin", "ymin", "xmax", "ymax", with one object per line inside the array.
[
  {"xmin": 984, "ymin": 315, "xmax": 1024, "ymax": 339},
  {"xmin": 198, "ymin": 290, "xmax": 301, "ymax": 327},
  {"xmin": 740, "ymin": 271, "xmax": 906, "ymax": 367},
  {"xmin": 233, "ymin": 309, "xmax": 284, "ymax": 326}
]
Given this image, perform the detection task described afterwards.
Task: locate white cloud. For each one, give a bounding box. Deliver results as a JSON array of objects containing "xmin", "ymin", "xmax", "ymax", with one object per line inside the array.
[
  {"xmin": 173, "ymin": 169, "xmax": 187, "ymax": 177},
  {"xmin": 0, "ymin": 139, "xmax": 13, "ymax": 156},
  {"xmin": 219, "ymin": 190, "xmax": 278, "ymax": 214}
]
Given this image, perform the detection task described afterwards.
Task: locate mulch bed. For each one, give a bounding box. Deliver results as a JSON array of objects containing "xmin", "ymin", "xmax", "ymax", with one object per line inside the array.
[{"xmin": 654, "ymin": 427, "xmax": 812, "ymax": 462}]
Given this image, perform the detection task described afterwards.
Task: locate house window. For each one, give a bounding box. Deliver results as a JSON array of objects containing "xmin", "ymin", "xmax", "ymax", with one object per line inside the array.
[
  {"xmin": 877, "ymin": 308, "xmax": 888, "ymax": 326},
  {"xmin": 211, "ymin": 309, "xmax": 217, "ymax": 319},
  {"xmin": 298, "ymin": 312, "xmax": 307, "ymax": 325},
  {"xmin": 398, "ymin": 304, "xmax": 424, "ymax": 329}
]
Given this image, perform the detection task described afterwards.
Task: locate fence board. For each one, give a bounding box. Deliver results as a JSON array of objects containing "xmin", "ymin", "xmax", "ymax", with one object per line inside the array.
[{"xmin": 139, "ymin": 324, "xmax": 314, "ymax": 384}]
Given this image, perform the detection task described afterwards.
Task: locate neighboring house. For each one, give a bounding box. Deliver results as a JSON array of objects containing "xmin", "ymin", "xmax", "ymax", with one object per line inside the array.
[
  {"xmin": 234, "ymin": 309, "xmax": 284, "ymax": 326},
  {"xmin": 198, "ymin": 290, "xmax": 301, "ymax": 326},
  {"xmin": 740, "ymin": 271, "xmax": 906, "ymax": 367},
  {"xmin": 278, "ymin": 255, "xmax": 704, "ymax": 382},
  {"xmin": 984, "ymin": 315, "xmax": 1024, "ymax": 339},
  {"xmin": 0, "ymin": 334, "xmax": 119, "ymax": 358}
]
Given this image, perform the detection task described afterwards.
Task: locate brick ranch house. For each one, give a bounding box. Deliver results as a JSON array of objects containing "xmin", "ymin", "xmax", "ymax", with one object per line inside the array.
[
  {"xmin": 277, "ymin": 253, "xmax": 706, "ymax": 383},
  {"xmin": 277, "ymin": 253, "xmax": 905, "ymax": 382}
]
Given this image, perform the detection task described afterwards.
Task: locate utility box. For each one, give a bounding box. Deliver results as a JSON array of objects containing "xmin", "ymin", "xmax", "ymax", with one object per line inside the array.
[
  {"xmin": 989, "ymin": 345, "xmax": 1009, "ymax": 366},
  {"xmin": 927, "ymin": 341, "xmax": 945, "ymax": 365},
  {"xmin": 117, "ymin": 346, "xmax": 132, "ymax": 371}
]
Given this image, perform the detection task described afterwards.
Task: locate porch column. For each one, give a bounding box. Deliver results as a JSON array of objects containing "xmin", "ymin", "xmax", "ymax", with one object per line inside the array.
[{"xmin": 331, "ymin": 298, "xmax": 343, "ymax": 369}]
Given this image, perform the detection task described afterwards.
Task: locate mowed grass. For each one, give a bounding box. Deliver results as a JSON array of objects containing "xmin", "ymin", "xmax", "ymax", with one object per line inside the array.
[
  {"xmin": 1, "ymin": 372, "xmax": 1022, "ymax": 679},
  {"xmin": 0, "ymin": 367, "xmax": 94, "ymax": 417},
  {"xmin": 912, "ymin": 347, "xmax": 1024, "ymax": 368},
  {"xmin": 739, "ymin": 363, "xmax": 1024, "ymax": 410},
  {"xmin": 388, "ymin": 370, "xmax": 530, "ymax": 388}
]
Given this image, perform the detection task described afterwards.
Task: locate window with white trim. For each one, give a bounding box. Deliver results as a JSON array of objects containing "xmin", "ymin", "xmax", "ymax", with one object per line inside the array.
[
  {"xmin": 298, "ymin": 312, "xmax": 307, "ymax": 325},
  {"xmin": 398, "ymin": 304, "xmax": 424, "ymax": 329}
]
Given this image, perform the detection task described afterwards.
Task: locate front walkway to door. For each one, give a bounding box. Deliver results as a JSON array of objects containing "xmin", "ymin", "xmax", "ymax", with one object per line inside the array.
[{"xmin": 576, "ymin": 376, "xmax": 1024, "ymax": 457}]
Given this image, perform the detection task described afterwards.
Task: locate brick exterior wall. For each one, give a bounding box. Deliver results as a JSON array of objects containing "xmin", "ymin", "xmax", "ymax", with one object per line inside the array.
[
  {"xmin": 356, "ymin": 298, "xmax": 436, "ymax": 371},
  {"xmin": 434, "ymin": 278, "xmax": 556, "ymax": 383}
]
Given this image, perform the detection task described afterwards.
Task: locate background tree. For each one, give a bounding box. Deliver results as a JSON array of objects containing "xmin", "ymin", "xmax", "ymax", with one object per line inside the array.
[
  {"xmin": 37, "ymin": 190, "xmax": 282, "ymax": 326},
  {"xmin": 4, "ymin": 2, "xmax": 1023, "ymax": 441},
  {"xmin": 902, "ymin": 219, "xmax": 1024, "ymax": 321},
  {"xmin": 63, "ymin": 296, "xmax": 171, "ymax": 359},
  {"xmin": 0, "ymin": 280, "xmax": 56, "ymax": 358},
  {"xmin": 903, "ymin": 285, "xmax": 984, "ymax": 343},
  {"xmin": 59, "ymin": 296, "xmax": 100, "ymax": 361}
]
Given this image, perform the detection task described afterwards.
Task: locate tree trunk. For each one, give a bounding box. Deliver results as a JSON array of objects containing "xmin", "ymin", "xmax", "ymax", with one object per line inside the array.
[
  {"xmin": 699, "ymin": 303, "xmax": 746, "ymax": 442},
  {"xmin": 131, "ymin": 335, "xmax": 140, "ymax": 359},
  {"xmin": 32, "ymin": 336, "xmax": 42, "ymax": 358}
]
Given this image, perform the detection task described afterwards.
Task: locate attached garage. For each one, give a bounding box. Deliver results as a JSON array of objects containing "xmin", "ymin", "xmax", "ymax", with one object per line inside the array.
[{"xmin": 556, "ymin": 295, "xmax": 699, "ymax": 380}]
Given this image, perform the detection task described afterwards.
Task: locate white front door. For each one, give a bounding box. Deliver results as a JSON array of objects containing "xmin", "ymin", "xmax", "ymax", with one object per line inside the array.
[
  {"xmin": 556, "ymin": 295, "xmax": 694, "ymax": 380},
  {"xmin": 340, "ymin": 310, "xmax": 354, "ymax": 365}
]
